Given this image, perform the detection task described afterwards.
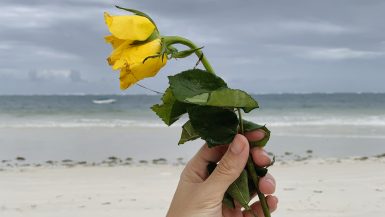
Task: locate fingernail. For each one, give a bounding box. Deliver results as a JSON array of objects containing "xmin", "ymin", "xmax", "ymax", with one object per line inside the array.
[{"xmin": 230, "ymin": 140, "xmax": 244, "ymax": 154}]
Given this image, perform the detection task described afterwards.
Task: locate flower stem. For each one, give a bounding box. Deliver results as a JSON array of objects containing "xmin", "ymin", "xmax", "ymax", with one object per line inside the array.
[
  {"xmin": 162, "ymin": 36, "xmax": 215, "ymax": 74},
  {"xmin": 246, "ymin": 157, "xmax": 271, "ymax": 217},
  {"xmin": 237, "ymin": 108, "xmax": 271, "ymax": 217}
]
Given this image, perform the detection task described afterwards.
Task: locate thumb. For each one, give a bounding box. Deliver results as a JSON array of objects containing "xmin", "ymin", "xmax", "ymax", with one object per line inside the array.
[{"xmin": 204, "ymin": 134, "xmax": 250, "ymax": 197}]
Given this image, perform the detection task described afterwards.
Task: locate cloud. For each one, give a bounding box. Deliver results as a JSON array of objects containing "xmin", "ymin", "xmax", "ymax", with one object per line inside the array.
[
  {"xmin": 0, "ymin": 5, "xmax": 100, "ymax": 29},
  {"xmin": 1, "ymin": 0, "xmax": 385, "ymax": 94},
  {"xmin": 0, "ymin": 44, "xmax": 12, "ymax": 50},
  {"xmin": 0, "ymin": 41, "xmax": 79, "ymax": 60},
  {"xmin": 69, "ymin": 70, "xmax": 84, "ymax": 82},
  {"xmin": 34, "ymin": 49, "xmax": 79, "ymax": 60},
  {"xmin": 277, "ymin": 20, "xmax": 353, "ymax": 34},
  {"xmin": 28, "ymin": 69, "xmax": 84, "ymax": 82},
  {"xmin": 305, "ymin": 48, "xmax": 385, "ymax": 60},
  {"xmin": 266, "ymin": 44, "xmax": 385, "ymax": 60}
]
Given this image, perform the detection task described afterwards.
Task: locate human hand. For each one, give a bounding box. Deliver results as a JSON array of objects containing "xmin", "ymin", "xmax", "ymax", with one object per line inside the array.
[{"xmin": 166, "ymin": 130, "xmax": 278, "ymax": 217}]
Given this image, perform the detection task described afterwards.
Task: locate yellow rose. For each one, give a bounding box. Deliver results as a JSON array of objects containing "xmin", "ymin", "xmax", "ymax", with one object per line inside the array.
[
  {"xmin": 104, "ymin": 12, "xmax": 166, "ymax": 89},
  {"xmin": 118, "ymin": 39, "xmax": 167, "ymax": 89}
]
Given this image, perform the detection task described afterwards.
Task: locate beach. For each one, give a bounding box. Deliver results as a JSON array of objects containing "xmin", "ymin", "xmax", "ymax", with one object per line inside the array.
[
  {"xmin": 1, "ymin": 156, "xmax": 384, "ymax": 217},
  {"xmin": 1, "ymin": 0, "xmax": 385, "ymax": 215},
  {"xmin": 1, "ymin": 94, "xmax": 385, "ymax": 216}
]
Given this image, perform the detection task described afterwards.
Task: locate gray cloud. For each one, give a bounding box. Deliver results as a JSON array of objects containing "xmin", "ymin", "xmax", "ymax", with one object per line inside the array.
[
  {"xmin": 69, "ymin": 70, "xmax": 84, "ymax": 83},
  {"xmin": 0, "ymin": 0, "xmax": 384, "ymax": 94},
  {"xmin": 28, "ymin": 69, "xmax": 84, "ymax": 83}
]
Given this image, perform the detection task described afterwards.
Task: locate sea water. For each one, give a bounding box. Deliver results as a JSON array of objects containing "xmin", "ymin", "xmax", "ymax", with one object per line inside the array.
[{"xmin": 0, "ymin": 93, "xmax": 384, "ymax": 163}]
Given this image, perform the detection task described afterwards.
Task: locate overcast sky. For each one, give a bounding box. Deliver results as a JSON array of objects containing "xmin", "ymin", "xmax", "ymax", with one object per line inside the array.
[{"xmin": 0, "ymin": 0, "xmax": 384, "ymax": 95}]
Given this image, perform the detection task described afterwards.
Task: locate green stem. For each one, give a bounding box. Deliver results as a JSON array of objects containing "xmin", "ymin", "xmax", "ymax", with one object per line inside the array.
[
  {"xmin": 246, "ymin": 157, "xmax": 271, "ymax": 217},
  {"xmin": 162, "ymin": 36, "xmax": 215, "ymax": 74},
  {"xmin": 237, "ymin": 108, "xmax": 271, "ymax": 217}
]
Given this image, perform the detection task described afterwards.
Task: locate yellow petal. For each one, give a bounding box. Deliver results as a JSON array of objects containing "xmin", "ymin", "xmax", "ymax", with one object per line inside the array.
[
  {"xmin": 124, "ymin": 39, "xmax": 162, "ymax": 62},
  {"xmin": 104, "ymin": 35, "xmax": 126, "ymax": 49},
  {"xmin": 112, "ymin": 58, "xmax": 126, "ymax": 70},
  {"xmin": 112, "ymin": 39, "xmax": 162, "ymax": 70},
  {"xmin": 107, "ymin": 40, "xmax": 131, "ymax": 67},
  {"xmin": 128, "ymin": 39, "xmax": 166, "ymax": 78},
  {"xmin": 111, "ymin": 39, "xmax": 167, "ymax": 89},
  {"xmin": 104, "ymin": 12, "xmax": 113, "ymax": 27},
  {"xmin": 104, "ymin": 12, "xmax": 155, "ymax": 41},
  {"xmin": 131, "ymin": 55, "xmax": 167, "ymax": 78},
  {"xmin": 119, "ymin": 68, "xmax": 137, "ymax": 89}
]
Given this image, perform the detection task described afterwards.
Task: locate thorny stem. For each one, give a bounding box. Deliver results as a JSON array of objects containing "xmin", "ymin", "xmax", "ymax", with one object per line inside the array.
[
  {"xmin": 237, "ymin": 108, "xmax": 271, "ymax": 217},
  {"xmin": 162, "ymin": 36, "xmax": 215, "ymax": 74}
]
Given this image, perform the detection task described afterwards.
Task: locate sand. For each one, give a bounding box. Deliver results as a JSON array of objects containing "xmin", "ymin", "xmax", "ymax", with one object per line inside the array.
[{"xmin": 0, "ymin": 157, "xmax": 384, "ymax": 217}]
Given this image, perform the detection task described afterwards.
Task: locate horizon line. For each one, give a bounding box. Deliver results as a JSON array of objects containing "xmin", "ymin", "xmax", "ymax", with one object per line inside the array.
[{"xmin": 1, "ymin": 92, "xmax": 385, "ymax": 96}]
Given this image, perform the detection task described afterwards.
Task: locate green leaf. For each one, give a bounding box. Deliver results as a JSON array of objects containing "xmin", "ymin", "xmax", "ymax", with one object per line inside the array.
[
  {"xmin": 178, "ymin": 121, "xmax": 200, "ymax": 145},
  {"xmin": 168, "ymin": 69, "xmax": 228, "ymax": 101},
  {"xmin": 227, "ymin": 169, "xmax": 251, "ymax": 209},
  {"xmin": 151, "ymin": 88, "xmax": 189, "ymax": 126},
  {"xmin": 185, "ymin": 88, "xmax": 259, "ymax": 113},
  {"xmin": 242, "ymin": 119, "xmax": 265, "ymax": 132},
  {"xmin": 188, "ymin": 106, "xmax": 238, "ymax": 147},
  {"xmin": 223, "ymin": 193, "xmax": 235, "ymax": 209},
  {"xmin": 242, "ymin": 119, "xmax": 271, "ymax": 147},
  {"xmin": 185, "ymin": 93, "xmax": 209, "ymax": 104}
]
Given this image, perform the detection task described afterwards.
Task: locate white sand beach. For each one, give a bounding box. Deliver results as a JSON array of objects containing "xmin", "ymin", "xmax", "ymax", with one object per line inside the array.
[{"xmin": 0, "ymin": 157, "xmax": 384, "ymax": 217}]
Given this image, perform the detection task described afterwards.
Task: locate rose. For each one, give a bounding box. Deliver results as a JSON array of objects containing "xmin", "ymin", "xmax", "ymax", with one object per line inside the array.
[
  {"xmin": 103, "ymin": 7, "xmax": 273, "ymax": 217},
  {"xmin": 104, "ymin": 12, "xmax": 166, "ymax": 89}
]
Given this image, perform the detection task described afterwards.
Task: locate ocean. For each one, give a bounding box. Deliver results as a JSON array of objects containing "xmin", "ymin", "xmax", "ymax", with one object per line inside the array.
[{"xmin": 1, "ymin": 93, "xmax": 385, "ymax": 163}]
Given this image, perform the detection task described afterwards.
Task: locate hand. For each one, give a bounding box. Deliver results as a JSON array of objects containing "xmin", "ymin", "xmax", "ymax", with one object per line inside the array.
[{"xmin": 167, "ymin": 130, "xmax": 278, "ymax": 217}]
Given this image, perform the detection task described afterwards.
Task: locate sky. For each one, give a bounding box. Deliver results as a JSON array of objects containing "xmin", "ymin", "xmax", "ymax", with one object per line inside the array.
[{"xmin": 0, "ymin": 0, "xmax": 384, "ymax": 95}]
